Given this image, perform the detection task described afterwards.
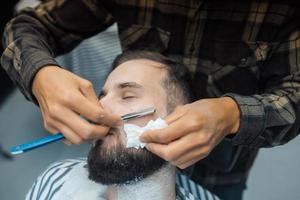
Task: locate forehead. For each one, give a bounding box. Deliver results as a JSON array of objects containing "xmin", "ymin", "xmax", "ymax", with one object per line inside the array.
[{"xmin": 105, "ymin": 59, "xmax": 167, "ymax": 88}]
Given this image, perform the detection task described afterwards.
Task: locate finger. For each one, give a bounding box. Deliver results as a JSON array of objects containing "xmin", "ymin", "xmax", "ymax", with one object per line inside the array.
[
  {"xmin": 45, "ymin": 117, "xmax": 84, "ymax": 145},
  {"xmin": 164, "ymin": 106, "xmax": 187, "ymax": 125},
  {"xmin": 44, "ymin": 123, "xmax": 60, "ymax": 134},
  {"xmin": 53, "ymin": 120, "xmax": 84, "ymax": 145},
  {"xmin": 172, "ymin": 133, "xmax": 213, "ymax": 168},
  {"xmin": 96, "ymin": 110, "xmax": 122, "ymax": 127},
  {"xmin": 79, "ymin": 80, "xmax": 100, "ymax": 105},
  {"xmin": 145, "ymin": 139, "xmax": 193, "ymax": 162},
  {"xmin": 140, "ymin": 118, "xmax": 191, "ymax": 144},
  {"xmin": 69, "ymin": 94, "xmax": 121, "ymax": 126},
  {"xmin": 145, "ymin": 143, "xmax": 169, "ymax": 160},
  {"xmin": 40, "ymin": 108, "xmax": 60, "ymax": 134},
  {"xmin": 172, "ymin": 147, "xmax": 208, "ymax": 168},
  {"xmin": 146, "ymin": 132, "xmax": 205, "ymax": 162},
  {"xmin": 55, "ymin": 108, "xmax": 110, "ymax": 141},
  {"xmin": 79, "ymin": 80, "xmax": 122, "ymax": 126}
]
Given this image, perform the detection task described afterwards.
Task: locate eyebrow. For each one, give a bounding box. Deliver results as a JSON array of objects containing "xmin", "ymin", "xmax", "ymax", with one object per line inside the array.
[
  {"xmin": 117, "ymin": 82, "xmax": 143, "ymax": 89},
  {"xmin": 98, "ymin": 82, "xmax": 143, "ymax": 98}
]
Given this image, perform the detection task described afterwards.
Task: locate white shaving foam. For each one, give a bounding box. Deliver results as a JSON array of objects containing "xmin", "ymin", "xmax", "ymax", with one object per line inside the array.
[{"xmin": 123, "ymin": 118, "xmax": 168, "ymax": 149}]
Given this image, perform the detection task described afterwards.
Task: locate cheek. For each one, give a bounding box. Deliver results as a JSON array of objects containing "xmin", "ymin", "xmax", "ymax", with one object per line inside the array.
[
  {"xmin": 100, "ymin": 97, "xmax": 137, "ymax": 116},
  {"xmin": 123, "ymin": 97, "xmax": 167, "ymax": 127},
  {"xmin": 152, "ymin": 91, "xmax": 168, "ymax": 118},
  {"xmin": 153, "ymin": 99, "xmax": 168, "ymax": 118},
  {"xmin": 122, "ymin": 98, "xmax": 156, "ymax": 127},
  {"xmin": 117, "ymin": 105, "xmax": 135, "ymax": 117},
  {"xmin": 124, "ymin": 99, "xmax": 155, "ymax": 111},
  {"xmin": 124, "ymin": 115, "xmax": 154, "ymax": 127},
  {"xmin": 146, "ymin": 84, "xmax": 168, "ymax": 118}
]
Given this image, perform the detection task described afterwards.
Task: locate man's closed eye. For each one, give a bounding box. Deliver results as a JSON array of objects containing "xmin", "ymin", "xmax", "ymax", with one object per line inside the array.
[
  {"xmin": 123, "ymin": 95, "xmax": 136, "ymax": 100},
  {"xmin": 122, "ymin": 91, "xmax": 139, "ymax": 100}
]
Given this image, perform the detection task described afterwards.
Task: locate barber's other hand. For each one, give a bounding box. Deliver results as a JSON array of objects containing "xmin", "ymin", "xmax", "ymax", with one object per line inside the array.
[
  {"xmin": 140, "ymin": 97, "xmax": 240, "ymax": 169},
  {"xmin": 32, "ymin": 65, "xmax": 121, "ymax": 144}
]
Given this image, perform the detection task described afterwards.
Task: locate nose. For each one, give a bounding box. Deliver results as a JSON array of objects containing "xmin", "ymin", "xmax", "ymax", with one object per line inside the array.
[
  {"xmin": 99, "ymin": 95, "xmax": 129, "ymax": 117},
  {"xmin": 99, "ymin": 95, "xmax": 116, "ymax": 114}
]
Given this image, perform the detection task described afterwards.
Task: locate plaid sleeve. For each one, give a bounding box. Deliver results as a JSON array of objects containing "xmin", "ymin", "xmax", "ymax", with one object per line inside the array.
[
  {"xmin": 225, "ymin": 26, "xmax": 300, "ymax": 148},
  {"xmin": 1, "ymin": 0, "xmax": 114, "ymax": 102}
]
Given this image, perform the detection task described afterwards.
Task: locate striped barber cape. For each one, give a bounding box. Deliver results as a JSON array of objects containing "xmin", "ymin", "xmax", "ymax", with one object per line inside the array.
[{"xmin": 25, "ymin": 158, "xmax": 220, "ymax": 200}]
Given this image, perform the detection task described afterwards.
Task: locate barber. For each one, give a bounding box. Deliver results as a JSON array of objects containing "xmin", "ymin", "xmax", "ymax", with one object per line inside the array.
[{"xmin": 1, "ymin": 1, "xmax": 299, "ymax": 199}]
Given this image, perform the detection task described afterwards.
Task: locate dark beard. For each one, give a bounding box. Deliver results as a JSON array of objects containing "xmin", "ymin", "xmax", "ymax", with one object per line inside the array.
[{"xmin": 87, "ymin": 132, "xmax": 166, "ymax": 185}]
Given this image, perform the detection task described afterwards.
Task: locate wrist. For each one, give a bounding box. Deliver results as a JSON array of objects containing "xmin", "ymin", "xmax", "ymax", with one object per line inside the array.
[
  {"xmin": 220, "ymin": 97, "xmax": 240, "ymax": 135},
  {"xmin": 32, "ymin": 65, "xmax": 60, "ymax": 98}
]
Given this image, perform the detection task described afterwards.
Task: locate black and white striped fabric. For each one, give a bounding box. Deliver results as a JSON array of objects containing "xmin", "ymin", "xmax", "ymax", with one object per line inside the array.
[
  {"xmin": 176, "ymin": 173, "xmax": 220, "ymax": 200},
  {"xmin": 25, "ymin": 158, "xmax": 220, "ymax": 200}
]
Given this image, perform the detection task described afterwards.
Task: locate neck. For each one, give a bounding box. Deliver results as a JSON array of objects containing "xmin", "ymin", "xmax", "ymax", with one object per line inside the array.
[{"xmin": 107, "ymin": 164, "xmax": 176, "ymax": 200}]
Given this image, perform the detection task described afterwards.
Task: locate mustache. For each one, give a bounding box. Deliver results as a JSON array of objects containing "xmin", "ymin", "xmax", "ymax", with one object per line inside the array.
[
  {"xmin": 107, "ymin": 127, "xmax": 119, "ymax": 135},
  {"xmin": 92, "ymin": 127, "xmax": 122, "ymax": 147}
]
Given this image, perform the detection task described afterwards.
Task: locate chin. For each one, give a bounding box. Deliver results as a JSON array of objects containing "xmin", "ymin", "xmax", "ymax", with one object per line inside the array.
[{"xmin": 87, "ymin": 135, "xmax": 166, "ymax": 185}]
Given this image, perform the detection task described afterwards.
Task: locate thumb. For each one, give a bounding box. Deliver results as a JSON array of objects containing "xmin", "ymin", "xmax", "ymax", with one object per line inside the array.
[{"xmin": 164, "ymin": 106, "xmax": 188, "ymax": 124}]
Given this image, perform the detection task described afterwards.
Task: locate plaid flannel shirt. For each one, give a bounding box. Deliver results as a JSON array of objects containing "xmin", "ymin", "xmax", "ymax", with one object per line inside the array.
[{"xmin": 1, "ymin": 0, "xmax": 300, "ymax": 188}]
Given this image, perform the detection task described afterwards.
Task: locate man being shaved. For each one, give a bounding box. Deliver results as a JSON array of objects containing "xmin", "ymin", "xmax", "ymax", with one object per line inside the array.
[{"xmin": 26, "ymin": 51, "xmax": 219, "ymax": 200}]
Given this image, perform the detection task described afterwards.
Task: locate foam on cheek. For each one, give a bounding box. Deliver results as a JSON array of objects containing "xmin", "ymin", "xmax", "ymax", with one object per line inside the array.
[{"xmin": 123, "ymin": 118, "xmax": 168, "ymax": 149}]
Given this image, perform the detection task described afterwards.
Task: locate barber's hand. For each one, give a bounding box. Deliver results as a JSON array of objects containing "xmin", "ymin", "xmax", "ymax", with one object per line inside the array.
[
  {"xmin": 140, "ymin": 97, "xmax": 240, "ymax": 169},
  {"xmin": 32, "ymin": 65, "xmax": 121, "ymax": 144}
]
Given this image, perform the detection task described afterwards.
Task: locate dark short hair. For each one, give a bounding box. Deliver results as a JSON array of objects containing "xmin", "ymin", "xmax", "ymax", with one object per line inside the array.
[{"xmin": 112, "ymin": 51, "xmax": 192, "ymax": 111}]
